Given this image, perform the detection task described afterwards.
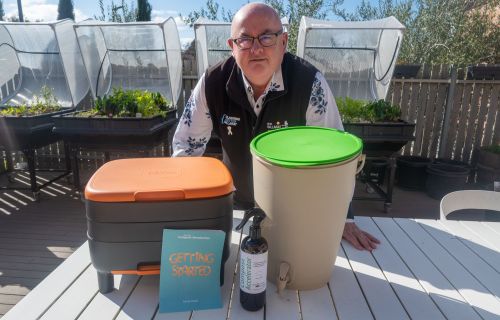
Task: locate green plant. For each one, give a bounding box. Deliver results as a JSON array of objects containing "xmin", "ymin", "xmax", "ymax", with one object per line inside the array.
[
  {"xmin": 0, "ymin": 86, "xmax": 61, "ymax": 116},
  {"xmin": 335, "ymin": 97, "xmax": 402, "ymax": 123},
  {"xmin": 336, "ymin": 97, "xmax": 369, "ymax": 122},
  {"xmin": 365, "ymin": 99, "xmax": 402, "ymax": 122},
  {"xmin": 83, "ymin": 88, "xmax": 172, "ymax": 118}
]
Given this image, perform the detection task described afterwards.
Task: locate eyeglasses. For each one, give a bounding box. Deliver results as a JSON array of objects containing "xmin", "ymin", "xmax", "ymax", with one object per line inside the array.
[{"xmin": 231, "ymin": 30, "xmax": 283, "ymax": 50}]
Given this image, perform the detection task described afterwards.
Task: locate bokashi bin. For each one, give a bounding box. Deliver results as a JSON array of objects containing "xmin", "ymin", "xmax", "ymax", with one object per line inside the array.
[
  {"xmin": 84, "ymin": 157, "xmax": 234, "ymax": 293},
  {"xmin": 250, "ymin": 126, "xmax": 364, "ymax": 290}
]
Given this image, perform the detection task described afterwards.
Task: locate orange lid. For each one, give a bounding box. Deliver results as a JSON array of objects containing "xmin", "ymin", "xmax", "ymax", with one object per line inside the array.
[{"xmin": 85, "ymin": 157, "xmax": 234, "ymax": 202}]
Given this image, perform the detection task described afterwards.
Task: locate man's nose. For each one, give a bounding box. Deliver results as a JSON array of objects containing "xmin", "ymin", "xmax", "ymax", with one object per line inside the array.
[{"xmin": 250, "ymin": 38, "xmax": 264, "ymax": 53}]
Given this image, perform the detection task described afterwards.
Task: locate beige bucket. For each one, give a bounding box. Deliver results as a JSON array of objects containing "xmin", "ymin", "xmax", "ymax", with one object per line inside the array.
[{"xmin": 251, "ymin": 144, "xmax": 364, "ymax": 291}]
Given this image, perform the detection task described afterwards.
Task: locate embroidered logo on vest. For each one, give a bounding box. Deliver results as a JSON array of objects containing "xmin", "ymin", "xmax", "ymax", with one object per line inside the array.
[
  {"xmin": 267, "ymin": 120, "xmax": 289, "ymax": 130},
  {"xmin": 221, "ymin": 114, "xmax": 240, "ymax": 126}
]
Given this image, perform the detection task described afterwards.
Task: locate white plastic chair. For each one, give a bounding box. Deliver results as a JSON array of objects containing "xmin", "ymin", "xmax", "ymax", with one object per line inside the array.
[{"xmin": 440, "ymin": 190, "xmax": 500, "ymax": 220}]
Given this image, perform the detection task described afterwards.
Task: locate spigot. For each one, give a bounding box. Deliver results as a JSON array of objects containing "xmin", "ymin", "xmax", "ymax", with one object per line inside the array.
[{"xmin": 277, "ymin": 261, "xmax": 290, "ymax": 296}]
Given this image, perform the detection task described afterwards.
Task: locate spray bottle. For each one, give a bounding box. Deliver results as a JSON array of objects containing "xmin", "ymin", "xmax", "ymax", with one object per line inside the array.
[{"xmin": 235, "ymin": 207, "xmax": 268, "ymax": 311}]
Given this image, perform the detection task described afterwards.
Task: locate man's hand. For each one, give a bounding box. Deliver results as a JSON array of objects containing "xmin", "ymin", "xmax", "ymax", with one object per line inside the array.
[{"xmin": 342, "ymin": 222, "xmax": 380, "ymax": 251}]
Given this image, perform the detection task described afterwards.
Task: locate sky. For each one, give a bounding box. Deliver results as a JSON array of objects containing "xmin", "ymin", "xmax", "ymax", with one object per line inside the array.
[{"xmin": 1, "ymin": 0, "xmax": 362, "ymax": 47}]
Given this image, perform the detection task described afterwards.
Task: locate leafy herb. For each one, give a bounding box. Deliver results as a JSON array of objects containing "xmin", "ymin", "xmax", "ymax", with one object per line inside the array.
[
  {"xmin": 365, "ymin": 100, "xmax": 402, "ymax": 122},
  {"xmin": 0, "ymin": 86, "xmax": 61, "ymax": 116},
  {"xmin": 82, "ymin": 88, "xmax": 173, "ymax": 118},
  {"xmin": 336, "ymin": 97, "xmax": 369, "ymax": 123},
  {"xmin": 336, "ymin": 97, "xmax": 402, "ymax": 123}
]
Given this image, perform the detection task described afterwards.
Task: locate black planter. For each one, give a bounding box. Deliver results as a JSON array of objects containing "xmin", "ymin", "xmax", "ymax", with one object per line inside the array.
[
  {"xmin": 0, "ymin": 108, "xmax": 74, "ymax": 149},
  {"xmin": 52, "ymin": 109, "xmax": 177, "ymax": 146},
  {"xmin": 466, "ymin": 65, "xmax": 500, "ymax": 80},
  {"xmin": 425, "ymin": 163, "xmax": 471, "ymax": 199},
  {"xmin": 362, "ymin": 159, "xmax": 388, "ymax": 185},
  {"xmin": 475, "ymin": 148, "xmax": 500, "ymax": 184},
  {"xmin": 396, "ymin": 156, "xmax": 431, "ymax": 190},
  {"xmin": 52, "ymin": 109, "xmax": 178, "ymax": 191},
  {"xmin": 393, "ymin": 64, "xmax": 421, "ymax": 79},
  {"xmin": 343, "ymin": 121, "xmax": 415, "ymax": 157}
]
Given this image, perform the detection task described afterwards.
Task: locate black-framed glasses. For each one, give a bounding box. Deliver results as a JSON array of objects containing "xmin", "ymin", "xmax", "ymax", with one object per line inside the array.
[{"xmin": 232, "ymin": 30, "xmax": 283, "ymax": 50}]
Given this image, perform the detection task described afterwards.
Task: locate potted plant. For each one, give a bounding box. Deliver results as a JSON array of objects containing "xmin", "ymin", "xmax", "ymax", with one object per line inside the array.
[
  {"xmin": 53, "ymin": 88, "xmax": 177, "ymax": 145},
  {"xmin": 0, "ymin": 86, "xmax": 71, "ymax": 150},
  {"xmin": 475, "ymin": 145, "xmax": 500, "ymax": 185},
  {"xmin": 337, "ymin": 97, "xmax": 415, "ymax": 157}
]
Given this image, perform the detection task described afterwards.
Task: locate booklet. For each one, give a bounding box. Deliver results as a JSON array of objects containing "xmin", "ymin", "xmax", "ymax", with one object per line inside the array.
[{"xmin": 159, "ymin": 229, "xmax": 225, "ymax": 313}]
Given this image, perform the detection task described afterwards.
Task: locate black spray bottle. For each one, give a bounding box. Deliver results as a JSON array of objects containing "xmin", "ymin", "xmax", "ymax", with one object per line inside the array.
[{"xmin": 235, "ymin": 208, "xmax": 268, "ymax": 311}]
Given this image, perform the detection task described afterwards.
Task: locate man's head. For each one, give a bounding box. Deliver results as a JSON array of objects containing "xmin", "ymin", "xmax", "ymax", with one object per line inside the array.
[{"xmin": 228, "ymin": 3, "xmax": 288, "ymax": 89}]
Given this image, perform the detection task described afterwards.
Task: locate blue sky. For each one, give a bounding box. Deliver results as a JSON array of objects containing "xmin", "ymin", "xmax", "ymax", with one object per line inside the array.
[{"xmin": 1, "ymin": 0, "xmax": 363, "ymax": 46}]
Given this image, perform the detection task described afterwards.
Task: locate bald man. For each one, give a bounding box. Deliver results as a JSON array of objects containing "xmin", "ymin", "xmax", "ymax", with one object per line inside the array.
[{"xmin": 173, "ymin": 3, "xmax": 379, "ymax": 251}]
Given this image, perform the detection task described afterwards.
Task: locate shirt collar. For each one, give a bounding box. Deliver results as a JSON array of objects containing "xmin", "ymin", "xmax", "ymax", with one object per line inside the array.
[{"xmin": 241, "ymin": 67, "xmax": 285, "ymax": 99}]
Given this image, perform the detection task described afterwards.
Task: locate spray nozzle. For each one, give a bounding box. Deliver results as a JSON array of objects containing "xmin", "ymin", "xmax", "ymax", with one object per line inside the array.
[{"xmin": 235, "ymin": 207, "xmax": 266, "ymax": 231}]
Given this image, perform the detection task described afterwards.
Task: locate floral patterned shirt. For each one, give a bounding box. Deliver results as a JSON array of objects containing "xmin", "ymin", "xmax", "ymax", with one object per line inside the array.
[{"xmin": 173, "ymin": 68, "xmax": 343, "ymax": 157}]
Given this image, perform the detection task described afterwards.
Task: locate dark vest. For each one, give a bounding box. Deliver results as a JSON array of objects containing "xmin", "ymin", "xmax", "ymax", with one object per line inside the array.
[{"xmin": 205, "ymin": 52, "xmax": 318, "ymax": 207}]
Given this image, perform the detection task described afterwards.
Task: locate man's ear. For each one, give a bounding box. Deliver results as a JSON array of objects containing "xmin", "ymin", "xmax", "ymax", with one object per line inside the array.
[
  {"xmin": 227, "ymin": 38, "xmax": 234, "ymax": 50},
  {"xmin": 282, "ymin": 32, "xmax": 289, "ymax": 50}
]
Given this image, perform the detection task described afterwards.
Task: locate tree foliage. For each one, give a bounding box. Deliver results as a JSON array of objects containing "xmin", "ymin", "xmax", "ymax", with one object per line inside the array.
[
  {"xmin": 136, "ymin": 0, "xmax": 152, "ymax": 21},
  {"xmin": 183, "ymin": 0, "xmax": 234, "ymax": 27},
  {"xmin": 186, "ymin": 0, "xmax": 499, "ymax": 64},
  {"xmin": 265, "ymin": 0, "xmax": 327, "ymax": 53},
  {"xmin": 0, "ymin": 0, "xmax": 4, "ymax": 21},
  {"xmin": 57, "ymin": 0, "xmax": 75, "ymax": 20},
  {"xmin": 95, "ymin": 0, "xmax": 136, "ymax": 22},
  {"xmin": 331, "ymin": 0, "xmax": 500, "ymax": 64}
]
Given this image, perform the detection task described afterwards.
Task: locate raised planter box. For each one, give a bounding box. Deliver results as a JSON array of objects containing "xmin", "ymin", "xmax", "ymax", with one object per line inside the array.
[
  {"xmin": 52, "ymin": 109, "xmax": 179, "ymax": 191},
  {"xmin": 343, "ymin": 121, "xmax": 415, "ymax": 157},
  {"xmin": 52, "ymin": 109, "xmax": 178, "ymax": 146},
  {"xmin": 0, "ymin": 108, "xmax": 74, "ymax": 149},
  {"xmin": 467, "ymin": 65, "xmax": 500, "ymax": 80}
]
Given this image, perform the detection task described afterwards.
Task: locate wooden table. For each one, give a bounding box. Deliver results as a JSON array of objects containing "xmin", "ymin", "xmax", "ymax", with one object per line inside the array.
[{"xmin": 4, "ymin": 213, "xmax": 500, "ymax": 320}]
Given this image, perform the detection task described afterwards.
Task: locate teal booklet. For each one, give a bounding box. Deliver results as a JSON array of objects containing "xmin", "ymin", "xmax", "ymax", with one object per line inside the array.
[{"xmin": 159, "ymin": 229, "xmax": 225, "ymax": 313}]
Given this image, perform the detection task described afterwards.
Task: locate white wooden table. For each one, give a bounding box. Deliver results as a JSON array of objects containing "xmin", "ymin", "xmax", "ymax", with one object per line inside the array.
[{"xmin": 4, "ymin": 213, "xmax": 500, "ymax": 320}]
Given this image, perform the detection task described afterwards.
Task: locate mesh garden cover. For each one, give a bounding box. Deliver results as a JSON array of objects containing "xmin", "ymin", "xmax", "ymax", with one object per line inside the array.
[
  {"xmin": 74, "ymin": 18, "xmax": 182, "ymax": 106},
  {"xmin": 0, "ymin": 19, "xmax": 89, "ymax": 108},
  {"xmin": 297, "ymin": 16, "xmax": 404, "ymax": 101}
]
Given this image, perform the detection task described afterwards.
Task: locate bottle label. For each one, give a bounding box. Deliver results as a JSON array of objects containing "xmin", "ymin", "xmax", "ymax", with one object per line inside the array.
[{"xmin": 240, "ymin": 251, "xmax": 268, "ymax": 294}]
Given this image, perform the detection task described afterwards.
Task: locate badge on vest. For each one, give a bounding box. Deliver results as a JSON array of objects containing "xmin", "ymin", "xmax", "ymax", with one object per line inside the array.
[
  {"xmin": 221, "ymin": 114, "xmax": 240, "ymax": 136},
  {"xmin": 267, "ymin": 120, "xmax": 289, "ymax": 130}
]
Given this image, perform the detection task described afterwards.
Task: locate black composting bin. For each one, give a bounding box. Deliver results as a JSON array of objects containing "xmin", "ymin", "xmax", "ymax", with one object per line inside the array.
[
  {"xmin": 426, "ymin": 161, "xmax": 471, "ymax": 199},
  {"xmin": 363, "ymin": 159, "xmax": 388, "ymax": 185},
  {"xmin": 85, "ymin": 157, "xmax": 234, "ymax": 293},
  {"xmin": 396, "ymin": 156, "xmax": 432, "ymax": 190}
]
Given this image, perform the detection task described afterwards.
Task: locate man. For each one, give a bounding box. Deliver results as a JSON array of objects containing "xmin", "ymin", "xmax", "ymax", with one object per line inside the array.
[{"xmin": 173, "ymin": 3, "xmax": 379, "ymax": 251}]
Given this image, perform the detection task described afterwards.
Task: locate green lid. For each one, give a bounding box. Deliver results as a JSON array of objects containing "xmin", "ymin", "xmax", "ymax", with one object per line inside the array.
[{"xmin": 250, "ymin": 126, "xmax": 363, "ymax": 167}]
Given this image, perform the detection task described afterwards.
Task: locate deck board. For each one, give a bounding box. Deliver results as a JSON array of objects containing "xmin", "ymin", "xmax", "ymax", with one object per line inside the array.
[
  {"xmin": 395, "ymin": 218, "xmax": 500, "ymax": 319},
  {"xmin": 78, "ymin": 275, "xmax": 141, "ymax": 320},
  {"xmin": 355, "ymin": 217, "xmax": 445, "ymax": 320},
  {"xmin": 372, "ymin": 217, "xmax": 481, "ymax": 320},
  {"xmin": 342, "ymin": 235, "xmax": 410, "ymax": 320},
  {"xmin": 1, "ymin": 177, "xmax": 499, "ymax": 319},
  {"xmin": 0, "ymin": 178, "xmax": 87, "ymax": 317},
  {"xmin": 436, "ymin": 220, "xmax": 500, "ymax": 273},
  {"xmin": 329, "ymin": 248, "xmax": 374, "ymax": 320},
  {"xmin": 417, "ymin": 219, "xmax": 500, "ymax": 299},
  {"xmin": 115, "ymin": 275, "xmax": 160, "ymax": 320},
  {"xmin": 3, "ymin": 217, "xmax": 500, "ymax": 320}
]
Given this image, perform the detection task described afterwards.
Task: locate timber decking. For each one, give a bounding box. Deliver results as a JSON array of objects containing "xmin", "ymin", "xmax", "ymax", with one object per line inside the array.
[{"xmin": 0, "ymin": 172, "xmax": 86, "ymax": 318}]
